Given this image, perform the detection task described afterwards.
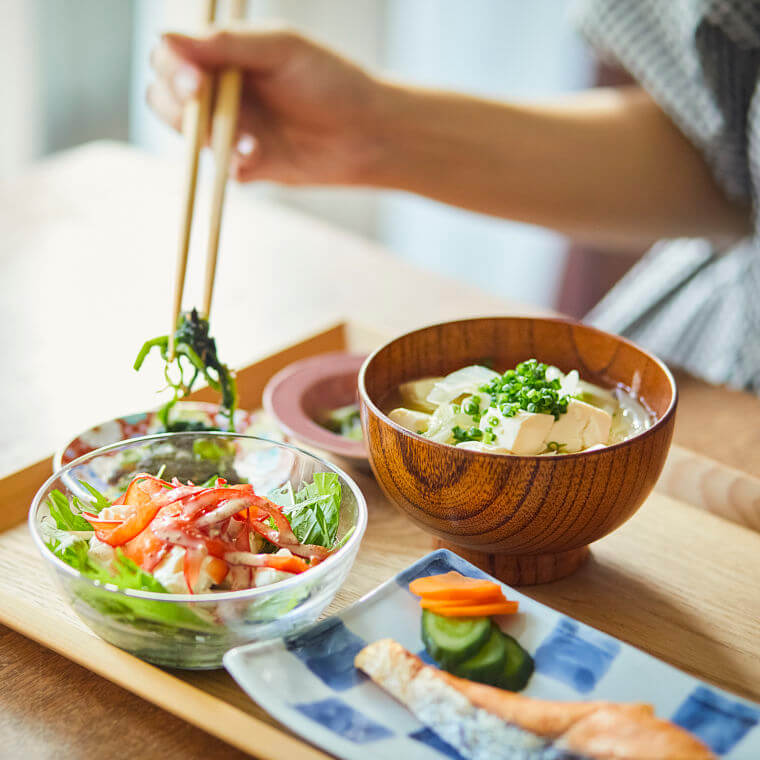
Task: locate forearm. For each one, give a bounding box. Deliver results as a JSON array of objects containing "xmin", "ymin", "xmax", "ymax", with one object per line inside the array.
[{"xmin": 363, "ymin": 83, "xmax": 750, "ymax": 250}]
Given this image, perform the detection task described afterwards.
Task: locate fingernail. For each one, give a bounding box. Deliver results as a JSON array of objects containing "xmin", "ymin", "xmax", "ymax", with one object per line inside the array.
[
  {"xmin": 236, "ymin": 134, "xmax": 256, "ymax": 157},
  {"xmin": 174, "ymin": 65, "xmax": 200, "ymax": 99}
]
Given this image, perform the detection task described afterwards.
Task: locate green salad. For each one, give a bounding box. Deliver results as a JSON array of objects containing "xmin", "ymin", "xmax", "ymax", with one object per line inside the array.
[{"xmin": 40, "ymin": 470, "xmax": 348, "ymax": 634}]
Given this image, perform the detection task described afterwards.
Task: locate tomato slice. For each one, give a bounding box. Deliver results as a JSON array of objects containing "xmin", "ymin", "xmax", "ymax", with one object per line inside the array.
[
  {"xmin": 96, "ymin": 476, "xmax": 168, "ymax": 546},
  {"xmin": 122, "ymin": 525, "xmax": 168, "ymax": 572},
  {"xmin": 125, "ymin": 472, "xmax": 172, "ymax": 496},
  {"xmin": 82, "ymin": 512, "xmax": 123, "ymax": 530},
  {"xmin": 249, "ymin": 518, "xmax": 330, "ymax": 562},
  {"xmin": 182, "ymin": 548, "xmax": 205, "ymax": 593},
  {"xmin": 234, "ymin": 512, "xmax": 252, "ymax": 551}
]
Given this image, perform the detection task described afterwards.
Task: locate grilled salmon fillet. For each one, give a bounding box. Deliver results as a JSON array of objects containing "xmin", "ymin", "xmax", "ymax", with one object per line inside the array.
[{"xmin": 355, "ymin": 639, "xmax": 715, "ymax": 760}]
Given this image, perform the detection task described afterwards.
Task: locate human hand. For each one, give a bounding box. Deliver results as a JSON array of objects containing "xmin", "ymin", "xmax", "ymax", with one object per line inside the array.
[{"xmin": 148, "ymin": 25, "xmax": 385, "ymax": 185}]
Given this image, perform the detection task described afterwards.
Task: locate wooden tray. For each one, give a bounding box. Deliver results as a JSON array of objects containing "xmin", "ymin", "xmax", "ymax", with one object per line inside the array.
[{"xmin": 1, "ymin": 321, "xmax": 759, "ymax": 760}]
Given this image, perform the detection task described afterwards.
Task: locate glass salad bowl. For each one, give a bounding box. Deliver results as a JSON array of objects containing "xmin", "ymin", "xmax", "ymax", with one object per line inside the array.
[{"xmin": 29, "ymin": 432, "xmax": 367, "ymax": 669}]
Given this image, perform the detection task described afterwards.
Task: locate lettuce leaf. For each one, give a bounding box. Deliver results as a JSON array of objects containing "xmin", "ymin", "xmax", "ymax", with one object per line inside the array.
[
  {"xmin": 76, "ymin": 480, "xmax": 111, "ymax": 514},
  {"xmin": 44, "ymin": 489, "xmax": 211, "ymax": 631},
  {"xmin": 47, "ymin": 490, "xmax": 93, "ymax": 532},
  {"xmin": 267, "ymin": 481, "xmax": 295, "ymax": 508},
  {"xmin": 49, "ymin": 536, "xmax": 157, "ymax": 590},
  {"xmin": 284, "ymin": 473, "xmax": 341, "ymax": 548},
  {"xmin": 47, "ymin": 535, "xmax": 211, "ymax": 631}
]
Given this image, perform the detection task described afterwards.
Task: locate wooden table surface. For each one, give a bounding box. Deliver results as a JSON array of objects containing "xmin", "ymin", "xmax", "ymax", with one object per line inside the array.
[{"xmin": 2, "ymin": 142, "xmax": 760, "ymax": 759}]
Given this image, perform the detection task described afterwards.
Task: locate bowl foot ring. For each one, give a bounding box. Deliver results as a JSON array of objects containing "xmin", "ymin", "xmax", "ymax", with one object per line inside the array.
[{"xmin": 432, "ymin": 540, "xmax": 590, "ymax": 586}]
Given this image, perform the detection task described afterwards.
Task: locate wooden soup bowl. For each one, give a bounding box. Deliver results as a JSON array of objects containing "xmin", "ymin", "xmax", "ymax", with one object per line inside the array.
[{"xmin": 358, "ymin": 317, "xmax": 677, "ymax": 585}]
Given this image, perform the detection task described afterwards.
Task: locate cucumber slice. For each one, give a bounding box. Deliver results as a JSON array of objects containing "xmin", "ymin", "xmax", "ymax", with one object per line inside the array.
[
  {"xmin": 421, "ymin": 610, "xmax": 491, "ymax": 667},
  {"xmin": 499, "ymin": 631, "xmax": 534, "ymax": 691},
  {"xmin": 452, "ymin": 626, "xmax": 507, "ymax": 685}
]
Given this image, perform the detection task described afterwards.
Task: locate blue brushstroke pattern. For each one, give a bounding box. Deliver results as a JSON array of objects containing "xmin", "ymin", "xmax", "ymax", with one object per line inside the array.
[
  {"xmin": 293, "ymin": 697, "xmax": 393, "ymax": 744},
  {"xmin": 409, "ymin": 727, "xmax": 467, "ymax": 760},
  {"xmin": 672, "ymin": 685, "xmax": 760, "ymax": 754},
  {"xmin": 286, "ymin": 619, "xmax": 366, "ymax": 691},
  {"xmin": 396, "ymin": 549, "xmax": 489, "ymax": 588},
  {"xmin": 534, "ymin": 618, "xmax": 620, "ymax": 694}
]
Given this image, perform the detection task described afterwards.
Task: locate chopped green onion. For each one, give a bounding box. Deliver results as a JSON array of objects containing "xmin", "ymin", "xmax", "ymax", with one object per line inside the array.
[
  {"xmin": 452, "ymin": 425, "xmax": 483, "ymax": 443},
  {"xmin": 481, "ymin": 359, "xmax": 570, "ymax": 420}
]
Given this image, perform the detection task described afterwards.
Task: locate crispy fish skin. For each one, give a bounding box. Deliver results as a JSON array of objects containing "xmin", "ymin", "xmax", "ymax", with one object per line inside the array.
[
  {"xmin": 355, "ymin": 639, "xmax": 715, "ymax": 760},
  {"xmin": 557, "ymin": 706, "xmax": 715, "ymax": 760}
]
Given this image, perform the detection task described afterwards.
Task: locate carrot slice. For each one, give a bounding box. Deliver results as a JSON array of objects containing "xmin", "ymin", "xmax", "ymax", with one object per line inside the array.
[
  {"xmin": 419, "ymin": 599, "xmax": 519, "ymax": 617},
  {"xmin": 419, "ymin": 585, "xmax": 506, "ymax": 603},
  {"xmin": 205, "ymin": 556, "xmax": 229, "ymax": 585},
  {"xmin": 183, "ymin": 550, "xmax": 229, "ymax": 592},
  {"xmin": 409, "ymin": 571, "xmax": 503, "ymax": 601}
]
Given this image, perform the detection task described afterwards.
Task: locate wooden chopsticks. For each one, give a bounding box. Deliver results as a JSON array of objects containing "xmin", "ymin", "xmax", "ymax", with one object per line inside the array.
[{"xmin": 169, "ymin": 0, "xmax": 247, "ymax": 359}]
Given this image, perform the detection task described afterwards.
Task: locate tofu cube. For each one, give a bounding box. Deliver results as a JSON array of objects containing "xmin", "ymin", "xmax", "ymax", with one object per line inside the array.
[
  {"xmin": 255, "ymin": 548, "xmax": 295, "ymax": 588},
  {"xmin": 87, "ymin": 535, "xmax": 116, "ymax": 568},
  {"xmin": 481, "ymin": 409, "xmax": 555, "ymax": 455},
  {"xmin": 152, "ymin": 545, "xmax": 219, "ymax": 594},
  {"xmin": 398, "ymin": 377, "xmax": 441, "ymax": 412},
  {"xmin": 544, "ymin": 399, "xmax": 612, "ymax": 453},
  {"xmin": 152, "ymin": 546, "xmax": 188, "ymax": 594},
  {"xmin": 388, "ymin": 407, "xmax": 431, "ymax": 433}
]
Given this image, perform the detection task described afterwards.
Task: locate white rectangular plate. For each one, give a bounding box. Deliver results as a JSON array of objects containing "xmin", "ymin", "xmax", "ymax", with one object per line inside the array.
[{"xmin": 224, "ymin": 549, "xmax": 760, "ymax": 760}]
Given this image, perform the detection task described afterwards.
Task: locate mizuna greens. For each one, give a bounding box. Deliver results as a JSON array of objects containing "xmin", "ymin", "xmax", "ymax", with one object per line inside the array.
[{"xmin": 134, "ymin": 309, "xmax": 238, "ymax": 432}]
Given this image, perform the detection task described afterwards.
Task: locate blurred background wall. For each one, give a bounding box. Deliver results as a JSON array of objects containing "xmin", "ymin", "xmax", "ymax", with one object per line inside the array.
[{"xmin": 1, "ymin": 0, "xmax": 598, "ymax": 311}]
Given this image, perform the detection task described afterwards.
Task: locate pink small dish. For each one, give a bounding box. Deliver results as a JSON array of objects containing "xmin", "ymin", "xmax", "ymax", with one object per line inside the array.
[{"xmin": 263, "ymin": 352, "xmax": 368, "ymax": 466}]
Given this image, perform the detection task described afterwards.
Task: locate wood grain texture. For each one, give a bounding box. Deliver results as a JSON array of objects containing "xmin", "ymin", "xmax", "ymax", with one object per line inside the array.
[
  {"xmin": 3, "ymin": 143, "xmax": 760, "ymax": 757},
  {"xmin": 658, "ymin": 445, "xmax": 760, "ymax": 532},
  {"xmin": 672, "ymin": 369, "xmax": 760, "ymax": 479},
  {"xmin": 0, "ymin": 624, "xmax": 248, "ymax": 760},
  {"xmin": 1, "ymin": 322, "xmax": 760, "ymax": 760},
  {"xmin": 360, "ymin": 317, "xmax": 677, "ymax": 584}
]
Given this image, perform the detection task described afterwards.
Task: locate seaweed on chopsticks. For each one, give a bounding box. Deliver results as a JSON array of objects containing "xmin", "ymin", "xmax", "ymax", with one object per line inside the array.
[{"xmin": 133, "ymin": 309, "xmax": 238, "ymax": 432}]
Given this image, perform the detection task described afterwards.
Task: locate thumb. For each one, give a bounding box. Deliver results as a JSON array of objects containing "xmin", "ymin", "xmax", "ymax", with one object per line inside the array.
[{"xmin": 163, "ymin": 25, "xmax": 299, "ymax": 73}]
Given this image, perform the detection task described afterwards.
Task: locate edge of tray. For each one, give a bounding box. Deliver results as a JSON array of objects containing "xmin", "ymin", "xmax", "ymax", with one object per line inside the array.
[
  {"xmin": 0, "ymin": 319, "xmax": 370, "ymax": 760},
  {"xmin": 2, "ymin": 317, "xmax": 759, "ymax": 760},
  {"xmin": 0, "ymin": 587, "xmax": 330, "ymax": 760}
]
